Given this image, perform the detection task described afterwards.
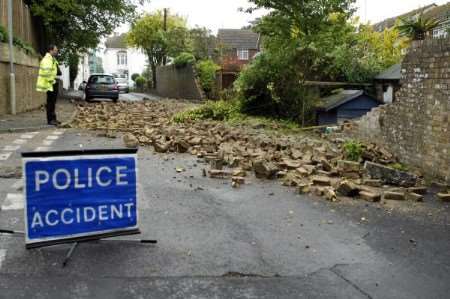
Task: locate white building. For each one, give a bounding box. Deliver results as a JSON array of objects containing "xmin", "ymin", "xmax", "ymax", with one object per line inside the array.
[
  {"xmin": 102, "ymin": 33, "xmax": 148, "ymax": 87},
  {"xmin": 60, "ymin": 53, "xmax": 94, "ymax": 90}
]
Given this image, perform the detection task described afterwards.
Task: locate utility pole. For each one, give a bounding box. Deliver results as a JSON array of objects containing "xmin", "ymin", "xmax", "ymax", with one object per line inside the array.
[
  {"xmin": 8, "ymin": 0, "xmax": 16, "ymax": 115},
  {"xmin": 364, "ymin": 0, "xmax": 368, "ymax": 23},
  {"xmin": 163, "ymin": 8, "xmax": 168, "ymax": 66}
]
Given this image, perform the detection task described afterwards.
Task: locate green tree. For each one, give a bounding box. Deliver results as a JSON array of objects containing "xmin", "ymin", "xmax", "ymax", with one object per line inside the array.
[
  {"xmin": 127, "ymin": 10, "xmax": 190, "ymax": 88},
  {"xmin": 236, "ymin": 0, "xmax": 407, "ymax": 124},
  {"xmin": 189, "ymin": 27, "xmax": 217, "ymax": 60},
  {"xmin": 67, "ymin": 53, "xmax": 79, "ymax": 90},
  {"xmin": 135, "ymin": 76, "xmax": 146, "ymax": 91},
  {"xmin": 27, "ymin": 0, "xmax": 145, "ymax": 61},
  {"xmin": 174, "ymin": 52, "xmax": 196, "ymax": 68},
  {"xmin": 131, "ymin": 73, "xmax": 140, "ymax": 82},
  {"xmin": 396, "ymin": 14, "xmax": 440, "ymax": 40},
  {"xmin": 196, "ymin": 59, "xmax": 220, "ymax": 97},
  {"xmin": 326, "ymin": 23, "xmax": 408, "ymax": 82},
  {"xmin": 246, "ymin": 0, "xmax": 356, "ymax": 36},
  {"xmin": 235, "ymin": 1, "xmax": 357, "ymax": 124}
]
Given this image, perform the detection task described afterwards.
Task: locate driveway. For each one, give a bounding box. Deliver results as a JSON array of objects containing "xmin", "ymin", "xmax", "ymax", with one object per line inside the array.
[{"xmin": 0, "ymin": 129, "xmax": 448, "ymax": 298}]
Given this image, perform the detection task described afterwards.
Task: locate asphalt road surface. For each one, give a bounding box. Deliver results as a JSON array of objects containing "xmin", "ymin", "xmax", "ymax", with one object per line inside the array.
[
  {"xmin": 64, "ymin": 91, "xmax": 160, "ymax": 102},
  {"xmin": 120, "ymin": 92, "xmax": 161, "ymax": 102},
  {"xmin": 0, "ymin": 129, "xmax": 449, "ymax": 298}
]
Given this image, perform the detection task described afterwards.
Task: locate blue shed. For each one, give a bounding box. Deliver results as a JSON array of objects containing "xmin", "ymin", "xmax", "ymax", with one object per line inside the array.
[{"xmin": 316, "ymin": 90, "xmax": 382, "ymax": 126}]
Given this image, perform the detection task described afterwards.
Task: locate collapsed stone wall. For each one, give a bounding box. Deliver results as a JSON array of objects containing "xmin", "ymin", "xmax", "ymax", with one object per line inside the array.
[{"xmin": 348, "ymin": 38, "xmax": 450, "ymax": 182}]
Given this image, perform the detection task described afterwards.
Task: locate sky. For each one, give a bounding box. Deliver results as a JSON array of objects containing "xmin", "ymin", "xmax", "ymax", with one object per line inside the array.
[{"xmin": 130, "ymin": 0, "xmax": 449, "ymax": 34}]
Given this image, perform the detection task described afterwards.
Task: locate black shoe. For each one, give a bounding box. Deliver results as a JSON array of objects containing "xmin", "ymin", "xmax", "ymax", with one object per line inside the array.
[{"xmin": 48, "ymin": 120, "xmax": 58, "ymax": 126}]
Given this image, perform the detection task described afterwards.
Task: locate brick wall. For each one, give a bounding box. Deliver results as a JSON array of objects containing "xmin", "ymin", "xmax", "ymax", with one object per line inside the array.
[
  {"xmin": 0, "ymin": 43, "xmax": 45, "ymax": 115},
  {"xmin": 348, "ymin": 38, "xmax": 450, "ymax": 182},
  {"xmin": 221, "ymin": 49, "xmax": 258, "ymax": 72},
  {"xmin": 156, "ymin": 64, "xmax": 205, "ymax": 101}
]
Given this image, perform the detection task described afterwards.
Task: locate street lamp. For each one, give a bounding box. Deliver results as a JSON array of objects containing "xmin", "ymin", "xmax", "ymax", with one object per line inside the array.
[{"xmin": 8, "ymin": 0, "xmax": 16, "ymax": 115}]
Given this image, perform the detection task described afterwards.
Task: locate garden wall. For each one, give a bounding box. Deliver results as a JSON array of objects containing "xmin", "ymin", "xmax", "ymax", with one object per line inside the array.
[
  {"xmin": 0, "ymin": 43, "xmax": 45, "ymax": 115},
  {"xmin": 347, "ymin": 38, "xmax": 450, "ymax": 182},
  {"xmin": 156, "ymin": 64, "xmax": 205, "ymax": 101}
]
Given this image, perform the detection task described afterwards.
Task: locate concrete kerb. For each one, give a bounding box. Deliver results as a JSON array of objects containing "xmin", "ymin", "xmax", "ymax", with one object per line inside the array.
[{"xmin": 0, "ymin": 125, "xmax": 53, "ymax": 134}]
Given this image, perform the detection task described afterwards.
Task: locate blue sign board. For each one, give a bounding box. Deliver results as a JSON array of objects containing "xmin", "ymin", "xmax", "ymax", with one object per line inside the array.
[{"xmin": 22, "ymin": 150, "xmax": 139, "ymax": 248}]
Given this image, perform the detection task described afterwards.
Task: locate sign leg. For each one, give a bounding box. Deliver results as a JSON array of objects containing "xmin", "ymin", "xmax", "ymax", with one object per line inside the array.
[
  {"xmin": 0, "ymin": 229, "xmax": 25, "ymax": 237},
  {"xmin": 62, "ymin": 242, "xmax": 79, "ymax": 268},
  {"xmin": 99, "ymin": 239, "xmax": 158, "ymax": 245}
]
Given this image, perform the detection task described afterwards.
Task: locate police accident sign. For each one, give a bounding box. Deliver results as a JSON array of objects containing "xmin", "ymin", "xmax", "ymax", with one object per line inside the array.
[{"xmin": 22, "ymin": 149, "xmax": 139, "ymax": 248}]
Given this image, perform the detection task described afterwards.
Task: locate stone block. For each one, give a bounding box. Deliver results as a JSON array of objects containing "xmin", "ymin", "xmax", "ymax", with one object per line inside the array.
[
  {"xmin": 337, "ymin": 160, "xmax": 361, "ymax": 173},
  {"xmin": 363, "ymin": 179, "xmax": 383, "ymax": 187},
  {"xmin": 323, "ymin": 187, "xmax": 337, "ymax": 202},
  {"xmin": 437, "ymin": 193, "xmax": 450, "ymax": 202},
  {"xmin": 208, "ymin": 169, "xmax": 232, "ymax": 179},
  {"xmin": 123, "ymin": 134, "xmax": 139, "ymax": 148},
  {"xmin": 297, "ymin": 183, "xmax": 311, "ymax": 194},
  {"xmin": 253, "ymin": 160, "xmax": 279, "ymax": 179},
  {"xmin": 232, "ymin": 176, "xmax": 245, "ymax": 184},
  {"xmin": 364, "ymin": 162, "xmax": 418, "ymax": 187},
  {"xmin": 384, "ymin": 191, "xmax": 406, "ymax": 201},
  {"xmin": 359, "ymin": 191, "xmax": 381, "ymax": 202},
  {"xmin": 312, "ymin": 176, "xmax": 332, "ymax": 186},
  {"xmin": 336, "ymin": 180, "xmax": 360, "ymax": 197},
  {"xmin": 321, "ymin": 159, "xmax": 333, "ymax": 172},
  {"xmin": 406, "ymin": 192, "xmax": 424, "ymax": 202},
  {"xmin": 407, "ymin": 187, "xmax": 428, "ymax": 195}
]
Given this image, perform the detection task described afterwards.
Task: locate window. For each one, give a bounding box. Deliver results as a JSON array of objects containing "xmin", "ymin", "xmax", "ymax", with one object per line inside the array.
[
  {"xmin": 433, "ymin": 27, "xmax": 448, "ymax": 39},
  {"xmin": 237, "ymin": 49, "xmax": 249, "ymax": 60},
  {"xmin": 89, "ymin": 75, "xmax": 115, "ymax": 84},
  {"xmin": 117, "ymin": 51, "xmax": 127, "ymax": 66}
]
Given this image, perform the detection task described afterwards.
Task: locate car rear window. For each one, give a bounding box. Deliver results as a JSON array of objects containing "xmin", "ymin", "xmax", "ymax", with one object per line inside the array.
[{"xmin": 89, "ymin": 76, "xmax": 115, "ymax": 84}]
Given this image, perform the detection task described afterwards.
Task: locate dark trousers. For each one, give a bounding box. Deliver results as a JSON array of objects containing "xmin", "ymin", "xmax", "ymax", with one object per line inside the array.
[{"xmin": 46, "ymin": 83, "xmax": 59, "ymax": 123}]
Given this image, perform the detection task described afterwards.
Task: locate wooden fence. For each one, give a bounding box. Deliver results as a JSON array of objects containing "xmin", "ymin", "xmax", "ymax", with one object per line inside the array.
[{"xmin": 0, "ymin": 0, "xmax": 41, "ymax": 51}]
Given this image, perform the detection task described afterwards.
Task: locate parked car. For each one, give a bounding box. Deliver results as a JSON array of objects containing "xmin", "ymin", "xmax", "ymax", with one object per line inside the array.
[
  {"xmin": 115, "ymin": 77, "xmax": 130, "ymax": 93},
  {"xmin": 84, "ymin": 74, "xmax": 119, "ymax": 102}
]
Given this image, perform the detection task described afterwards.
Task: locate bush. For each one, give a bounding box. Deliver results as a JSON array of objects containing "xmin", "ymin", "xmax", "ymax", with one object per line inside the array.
[
  {"xmin": 173, "ymin": 100, "xmax": 241, "ymax": 123},
  {"xmin": 0, "ymin": 25, "xmax": 35, "ymax": 55},
  {"xmin": 389, "ymin": 163, "xmax": 409, "ymax": 172},
  {"xmin": 234, "ymin": 52, "xmax": 317, "ymax": 124},
  {"xmin": 135, "ymin": 76, "xmax": 146, "ymax": 90},
  {"xmin": 131, "ymin": 73, "xmax": 140, "ymax": 82},
  {"xmin": 173, "ymin": 52, "xmax": 195, "ymax": 68},
  {"xmin": 343, "ymin": 140, "xmax": 363, "ymax": 162},
  {"xmin": 195, "ymin": 59, "xmax": 220, "ymax": 96},
  {"xmin": 0, "ymin": 25, "xmax": 7, "ymax": 43},
  {"xmin": 219, "ymin": 88, "xmax": 237, "ymax": 102}
]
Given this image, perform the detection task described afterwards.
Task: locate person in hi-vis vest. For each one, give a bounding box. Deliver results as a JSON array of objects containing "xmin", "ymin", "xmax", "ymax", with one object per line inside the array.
[{"xmin": 36, "ymin": 45, "xmax": 61, "ymax": 126}]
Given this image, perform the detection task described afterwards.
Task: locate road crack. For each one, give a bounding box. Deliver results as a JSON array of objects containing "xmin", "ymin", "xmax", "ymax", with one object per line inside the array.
[{"xmin": 330, "ymin": 264, "xmax": 373, "ymax": 299}]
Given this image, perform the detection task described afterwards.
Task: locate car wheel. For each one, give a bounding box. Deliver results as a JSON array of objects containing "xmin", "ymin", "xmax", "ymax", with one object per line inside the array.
[{"xmin": 112, "ymin": 98, "xmax": 118, "ymax": 103}]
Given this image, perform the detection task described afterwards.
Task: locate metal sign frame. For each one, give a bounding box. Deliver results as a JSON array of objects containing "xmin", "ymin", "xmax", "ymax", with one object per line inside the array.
[{"xmin": 22, "ymin": 149, "xmax": 140, "ymax": 249}]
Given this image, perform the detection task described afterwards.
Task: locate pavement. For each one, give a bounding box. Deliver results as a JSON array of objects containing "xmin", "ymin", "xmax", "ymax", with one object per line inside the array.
[
  {"xmin": 0, "ymin": 92, "xmax": 160, "ymax": 133},
  {"xmin": 0, "ymin": 99, "xmax": 76, "ymax": 133},
  {"xmin": 0, "ymin": 127, "xmax": 449, "ymax": 298}
]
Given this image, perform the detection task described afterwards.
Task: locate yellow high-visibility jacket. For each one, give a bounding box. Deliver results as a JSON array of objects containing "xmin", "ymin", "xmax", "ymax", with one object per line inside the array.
[{"xmin": 36, "ymin": 53, "xmax": 58, "ymax": 93}]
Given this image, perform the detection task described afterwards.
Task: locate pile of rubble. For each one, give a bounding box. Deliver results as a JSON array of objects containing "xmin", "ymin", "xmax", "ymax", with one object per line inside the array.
[{"xmin": 71, "ymin": 102, "xmax": 449, "ymax": 203}]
